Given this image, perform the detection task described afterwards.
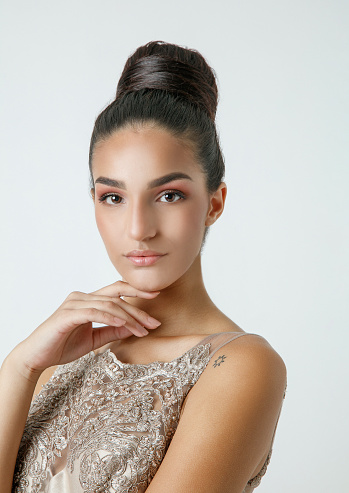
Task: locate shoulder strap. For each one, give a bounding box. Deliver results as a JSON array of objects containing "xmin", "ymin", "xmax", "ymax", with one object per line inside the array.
[{"xmin": 201, "ymin": 331, "xmax": 264, "ymax": 361}]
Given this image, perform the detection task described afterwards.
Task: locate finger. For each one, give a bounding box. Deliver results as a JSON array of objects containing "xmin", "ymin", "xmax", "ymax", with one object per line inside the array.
[
  {"xmin": 66, "ymin": 298, "xmax": 149, "ymax": 336},
  {"xmin": 90, "ymin": 280, "xmax": 160, "ymax": 299},
  {"xmin": 63, "ymin": 299, "xmax": 158, "ymax": 332},
  {"xmin": 92, "ymin": 325, "xmax": 135, "ymax": 349},
  {"xmin": 115, "ymin": 298, "xmax": 161, "ymax": 329},
  {"xmin": 60, "ymin": 308, "xmax": 148, "ymax": 338},
  {"xmin": 66, "ymin": 292, "xmax": 157, "ymax": 306}
]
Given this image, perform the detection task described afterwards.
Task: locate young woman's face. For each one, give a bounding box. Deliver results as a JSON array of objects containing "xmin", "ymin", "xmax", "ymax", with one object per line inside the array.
[{"xmin": 91, "ymin": 126, "xmax": 214, "ymax": 292}]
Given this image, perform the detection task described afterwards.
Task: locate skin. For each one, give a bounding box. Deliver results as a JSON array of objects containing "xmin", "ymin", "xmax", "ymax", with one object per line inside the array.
[
  {"xmin": 90, "ymin": 124, "xmax": 239, "ymax": 361},
  {"xmin": 0, "ymin": 124, "xmax": 287, "ymax": 492}
]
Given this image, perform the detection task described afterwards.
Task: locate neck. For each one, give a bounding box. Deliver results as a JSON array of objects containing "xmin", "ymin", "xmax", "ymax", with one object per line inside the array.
[{"xmin": 123, "ymin": 255, "xmax": 217, "ymax": 338}]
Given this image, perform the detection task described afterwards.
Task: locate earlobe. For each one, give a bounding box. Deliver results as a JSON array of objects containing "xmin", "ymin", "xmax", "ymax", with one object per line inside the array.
[{"xmin": 205, "ymin": 182, "xmax": 227, "ymax": 226}]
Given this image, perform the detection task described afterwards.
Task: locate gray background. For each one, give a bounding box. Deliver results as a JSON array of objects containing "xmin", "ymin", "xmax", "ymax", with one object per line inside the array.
[{"xmin": 1, "ymin": 1, "xmax": 348, "ymax": 491}]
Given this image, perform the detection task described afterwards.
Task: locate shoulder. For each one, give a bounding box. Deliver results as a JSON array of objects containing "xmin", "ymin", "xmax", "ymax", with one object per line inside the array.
[
  {"xmin": 210, "ymin": 332, "xmax": 286, "ymax": 382},
  {"xmin": 147, "ymin": 333, "xmax": 286, "ymax": 491},
  {"xmin": 189, "ymin": 332, "xmax": 286, "ymax": 408}
]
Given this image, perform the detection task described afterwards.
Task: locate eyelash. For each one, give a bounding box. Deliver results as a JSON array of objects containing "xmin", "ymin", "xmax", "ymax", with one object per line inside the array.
[{"xmin": 98, "ymin": 189, "xmax": 186, "ymax": 205}]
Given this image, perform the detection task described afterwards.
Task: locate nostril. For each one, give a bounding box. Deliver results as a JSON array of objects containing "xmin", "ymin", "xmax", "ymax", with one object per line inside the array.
[{"xmin": 128, "ymin": 212, "xmax": 157, "ymax": 242}]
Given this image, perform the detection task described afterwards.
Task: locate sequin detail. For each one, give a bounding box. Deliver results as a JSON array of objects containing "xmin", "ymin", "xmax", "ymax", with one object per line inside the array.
[
  {"xmin": 13, "ymin": 345, "xmax": 213, "ymax": 492},
  {"xmin": 13, "ymin": 335, "xmax": 280, "ymax": 492}
]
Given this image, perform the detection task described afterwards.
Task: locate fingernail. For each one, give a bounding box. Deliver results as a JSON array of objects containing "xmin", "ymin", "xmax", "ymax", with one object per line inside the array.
[
  {"xmin": 135, "ymin": 323, "xmax": 149, "ymax": 336},
  {"xmin": 114, "ymin": 317, "xmax": 127, "ymax": 326},
  {"xmin": 147, "ymin": 316, "xmax": 161, "ymax": 328}
]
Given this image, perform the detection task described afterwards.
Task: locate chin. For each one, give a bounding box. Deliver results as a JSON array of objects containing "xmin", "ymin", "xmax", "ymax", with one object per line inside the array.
[
  {"xmin": 118, "ymin": 269, "xmax": 182, "ymax": 293},
  {"xmin": 131, "ymin": 277, "xmax": 173, "ymax": 293}
]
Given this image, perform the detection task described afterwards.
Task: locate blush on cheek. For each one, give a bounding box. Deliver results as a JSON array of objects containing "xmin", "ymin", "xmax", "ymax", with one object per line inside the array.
[
  {"xmin": 185, "ymin": 201, "xmax": 208, "ymax": 231},
  {"xmin": 174, "ymin": 210, "xmax": 206, "ymax": 255}
]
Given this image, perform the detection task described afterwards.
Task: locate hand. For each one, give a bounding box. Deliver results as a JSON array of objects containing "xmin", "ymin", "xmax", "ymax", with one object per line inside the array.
[{"xmin": 11, "ymin": 280, "xmax": 161, "ymax": 378}]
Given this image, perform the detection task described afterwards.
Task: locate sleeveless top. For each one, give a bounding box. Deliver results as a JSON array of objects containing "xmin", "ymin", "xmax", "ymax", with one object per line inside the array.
[{"xmin": 12, "ymin": 331, "xmax": 286, "ymax": 493}]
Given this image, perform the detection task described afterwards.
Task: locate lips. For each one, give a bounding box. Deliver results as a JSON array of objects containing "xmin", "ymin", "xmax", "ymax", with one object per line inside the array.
[
  {"xmin": 125, "ymin": 250, "xmax": 166, "ymax": 266},
  {"xmin": 126, "ymin": 250, "xmax": 164, "ymax": 257}
]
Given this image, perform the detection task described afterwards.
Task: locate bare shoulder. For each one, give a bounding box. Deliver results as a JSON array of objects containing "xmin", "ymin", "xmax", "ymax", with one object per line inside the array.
[
  {"xmin": 213, "ymin": 332, "xmax": 287, "ymax": 379},
  {"xmin": 33, "ymin": 365, "xmax": 58, "ymax": 399},
  {"xmin": 198, "ymin": 312, "xmax": 286, "ymax": 387},
  {"xmin": 200, "ymin": 332, "xmax": 287, "ymax": 405},
  {"xmin": 147, "ymin": 334, "xmax": 287, "ymax": 492}
]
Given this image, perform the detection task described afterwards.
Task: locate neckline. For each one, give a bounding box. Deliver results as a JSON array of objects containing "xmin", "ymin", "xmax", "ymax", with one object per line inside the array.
[{"xmin": 93, "ymin": 330, "xmax": 246, "ymax": 368}]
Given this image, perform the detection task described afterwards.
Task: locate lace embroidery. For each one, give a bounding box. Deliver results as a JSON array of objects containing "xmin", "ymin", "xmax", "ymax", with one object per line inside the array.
[
  {"xmin": 13, "ymin": 345, "xmax": 211, "ymax": 492},
  {"xmin": 13, "ymin": 337, "xmax": 283, "ymax": 492},
  {"xmin": 246, "ymin": 449, "xmax": 272, "ymax": 489}
]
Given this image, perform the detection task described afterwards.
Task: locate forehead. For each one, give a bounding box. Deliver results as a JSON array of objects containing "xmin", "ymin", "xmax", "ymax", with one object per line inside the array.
[{"xmin": 92, "ymin": 126, "xmax": 204, "ymax": 183}]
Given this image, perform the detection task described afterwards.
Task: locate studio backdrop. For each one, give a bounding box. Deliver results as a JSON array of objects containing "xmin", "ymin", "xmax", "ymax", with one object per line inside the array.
[{"xmin": 0, "ymin": 1, "xmax": 348, "ymax": 492}]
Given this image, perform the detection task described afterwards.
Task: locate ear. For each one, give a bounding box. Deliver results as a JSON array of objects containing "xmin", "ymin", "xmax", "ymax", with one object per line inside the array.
[
  {"xmin": 205, "ymin": 182, "xmax": 227, "ymax": 226},
  {"xmin": 90, "ymin": 188, "xmax": 95, "ymax": 201}
]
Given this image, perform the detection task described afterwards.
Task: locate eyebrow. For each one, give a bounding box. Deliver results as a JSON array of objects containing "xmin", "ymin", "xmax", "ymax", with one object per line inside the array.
[{"xmin": 94, "ymin": 172, "xmax": 193, "ymax": 190}]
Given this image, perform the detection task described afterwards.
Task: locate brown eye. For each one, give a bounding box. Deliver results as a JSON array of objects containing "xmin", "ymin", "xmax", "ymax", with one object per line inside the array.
[
  {"xmin": 99, "ymin": 193, "xmax": 124, "ymax": 205},
  {"xmin": 159, "ymin": 191, "xmax": 185, "ymax": 203},
  {"xmin": 164, "ymin": 192, "xmax": 176, "ymax": 202}
]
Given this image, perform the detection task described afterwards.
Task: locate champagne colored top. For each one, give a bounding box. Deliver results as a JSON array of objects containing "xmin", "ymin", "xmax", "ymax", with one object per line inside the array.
[{"xmin": 13, "ymin": 331, "xmax": 285, "ymax": 492}]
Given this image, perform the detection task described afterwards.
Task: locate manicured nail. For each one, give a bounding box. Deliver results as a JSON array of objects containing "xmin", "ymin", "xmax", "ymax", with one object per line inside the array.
[
  {"xmin": 114, "ymin": 317, "xmax": 126, "ymax": 326},
  {"xmin": 147, "ymin": 316, "xmax": 161, "ymax": 328},
  {"xmin": 135, "ymin": 323, "xmax": 149, "ymax": 336}
]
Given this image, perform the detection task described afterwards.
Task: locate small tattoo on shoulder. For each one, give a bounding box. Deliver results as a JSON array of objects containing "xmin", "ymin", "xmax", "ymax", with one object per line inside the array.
[{"xmin": 213, "ymin": 354, "xmax": 226, "ymax": 368}]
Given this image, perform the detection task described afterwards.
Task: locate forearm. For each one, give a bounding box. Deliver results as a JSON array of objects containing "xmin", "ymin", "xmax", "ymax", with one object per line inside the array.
[{"xmin": 0, "ymin": 351, "xmax": 41, "ymax": 492}]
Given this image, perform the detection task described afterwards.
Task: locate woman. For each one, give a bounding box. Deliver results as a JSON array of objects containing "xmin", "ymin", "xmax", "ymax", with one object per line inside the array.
[{"xmin": 0, "ymin": 40, "xmax": 287, "ymax": 492}]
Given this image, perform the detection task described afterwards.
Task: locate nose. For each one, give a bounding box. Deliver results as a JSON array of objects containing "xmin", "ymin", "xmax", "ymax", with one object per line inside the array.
[{"xmin": 127, "ymin": 199, "xmax": 157, "ymax": 242}]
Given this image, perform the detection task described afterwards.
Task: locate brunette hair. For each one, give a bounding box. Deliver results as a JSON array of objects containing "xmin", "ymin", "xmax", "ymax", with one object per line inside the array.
[{"xmin": 89, "ymin": 40, "xmax": 225, "ymax": 194}]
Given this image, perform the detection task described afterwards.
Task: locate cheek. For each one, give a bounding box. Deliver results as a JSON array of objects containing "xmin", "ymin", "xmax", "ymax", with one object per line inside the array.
[
  {"xmin": 170, "ymin": 200, "xmax": 208, "ymax": 247},
  {"xmin": 95, "ymin": 211, "xmax": 105, "ymax": 238},
  {"xmin": 95, "ymin": 210, "xmax": 118, "ymax": 246}
]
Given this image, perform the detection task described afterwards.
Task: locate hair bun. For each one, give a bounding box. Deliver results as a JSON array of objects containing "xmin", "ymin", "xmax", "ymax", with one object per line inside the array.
[{"xmin": 115, "ymin": 41, "xmax": 218, "ymax": 121}]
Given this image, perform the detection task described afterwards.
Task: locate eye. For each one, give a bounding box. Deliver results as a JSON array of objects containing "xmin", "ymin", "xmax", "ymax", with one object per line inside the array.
[
  {"xmin": 158, "ymin": 190, "xmax": 185, "ymax": 203},
  {"xmin": 98, "ymin": 193, "xmax": 124, "ymax": 205}
]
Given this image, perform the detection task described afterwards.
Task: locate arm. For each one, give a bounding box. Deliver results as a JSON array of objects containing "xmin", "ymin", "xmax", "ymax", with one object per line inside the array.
[
  {"xmin": 0, "ymin": 352, "xmax": 43, "ymax": 492},
  {"xmin": 146, "ymin": 334, "xmax": 287, "ymax": 493},
  {"xmin": 0, "ymin": 281, "xmax": 161, "ymax": 492},
  {"xmin": 0, "ymin": 357, "xmax": 58, "ymax": 491}
]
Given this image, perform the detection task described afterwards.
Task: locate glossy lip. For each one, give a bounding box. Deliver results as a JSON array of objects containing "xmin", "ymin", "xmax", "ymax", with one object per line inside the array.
[
  {"xmin": 125, "ymin": 250, "xmax": 166, "ymax": 266},
  {"xmin": 126, "ymin": 250, "xmax": 164, "ymax": 257}
]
